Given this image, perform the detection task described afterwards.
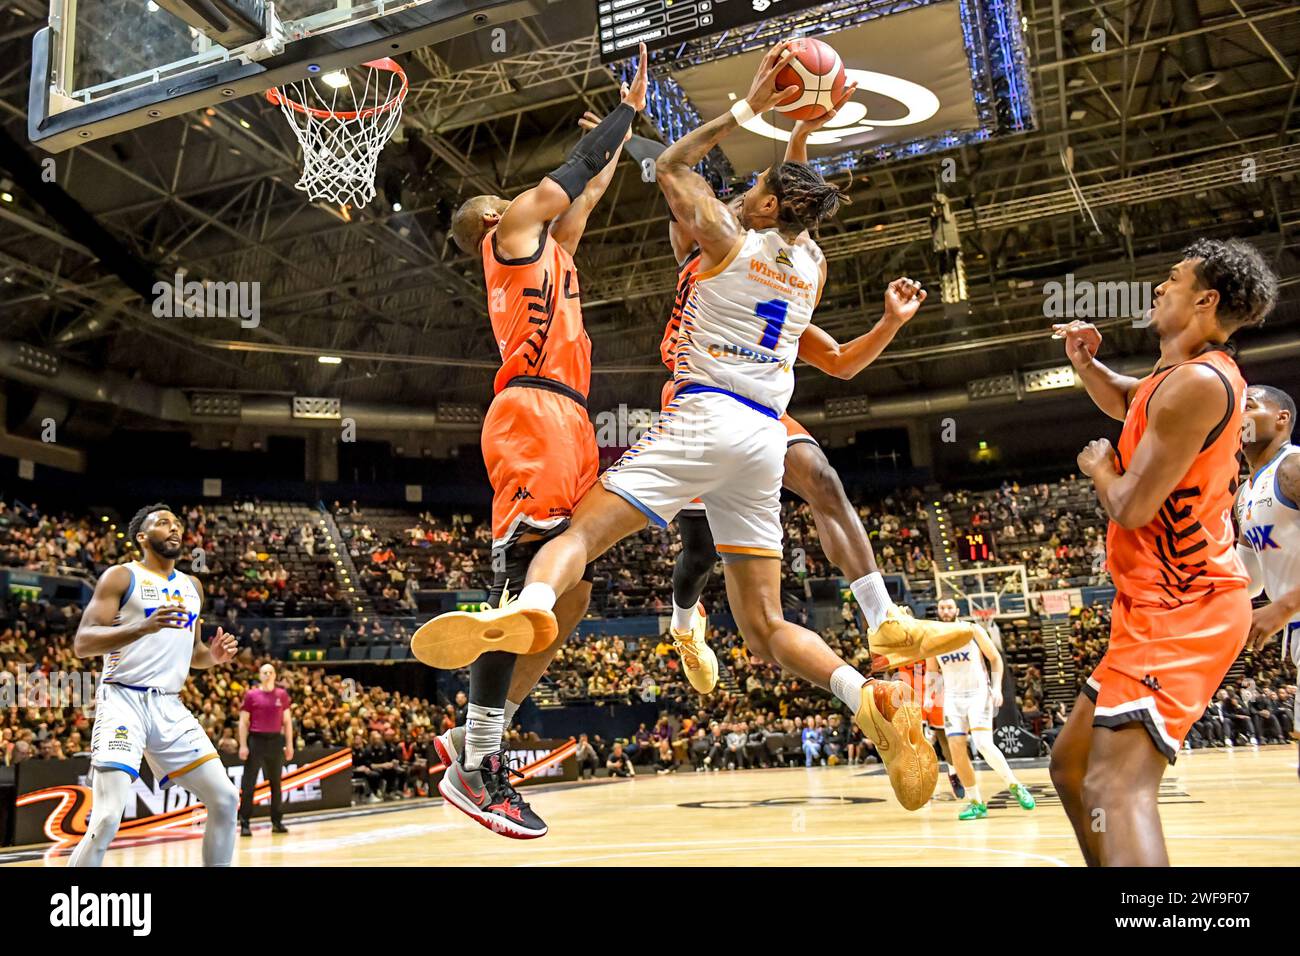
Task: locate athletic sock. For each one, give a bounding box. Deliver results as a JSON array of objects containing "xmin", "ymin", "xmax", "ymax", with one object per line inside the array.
[
  {"xmin": 516, "ymin": 582, "xmax": 557, "ymax": 612},
  {"xmin": 969, "ymin": 782, "xmax": 983, "ymax": 804},
  {"xmin": 850, "ymin": 572, "xmax": 892, "ymax": 631},
  {"xmin": 671, "ymin": 600, "xmax": 696, "ymax": 633},
  {"xmin": 830, "ymin": 665, "xmax": 867, "ymax": 711},
  {"xmin": 463, "ymin": 702, "xmax": 505, "ymax": 771}
]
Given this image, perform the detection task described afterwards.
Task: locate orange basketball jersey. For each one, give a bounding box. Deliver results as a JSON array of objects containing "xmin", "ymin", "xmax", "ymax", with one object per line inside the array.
[
  {"xmin": 1105, "ymin": 348, "xmax": 1249, "ymax": 608},
  {"xmin": 659, "ymin": 249, "xmax": 701, "ymax": 373},
  {"xmin": 481, "ymin": 227, "xmax": 591, "ymax": 397}
]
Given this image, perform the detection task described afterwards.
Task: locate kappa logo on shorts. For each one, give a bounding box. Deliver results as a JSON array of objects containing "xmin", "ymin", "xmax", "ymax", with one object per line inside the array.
[
  {"xmin": 1141, "ymin": 674, "xmax": 1163, "ymax": 692},
  {"xmin": 512, "ymin": 486, "xmax": 534, "ymax": 501}
]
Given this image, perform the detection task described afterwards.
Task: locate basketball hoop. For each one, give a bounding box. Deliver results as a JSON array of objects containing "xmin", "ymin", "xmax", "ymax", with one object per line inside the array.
[
  {"xmin": 266, "ymin": 58, "xmax": 408, "ymax": 208},
  {"xmin": 972, "ymin": 606, "xmax": 996, "ymax": 630}
]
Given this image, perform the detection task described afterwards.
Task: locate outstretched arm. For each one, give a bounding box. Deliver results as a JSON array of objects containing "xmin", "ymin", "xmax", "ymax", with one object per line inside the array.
[
  {"xmin": 657, "ymin": 42, "xmax": 797, "ymax": 266},
  {"xmin": 1077, "ymin": 363, "xmax": 1228, "ymax": 529},
  {"xmin": 783, "ymin": 83, "xmax": 858, "ymax": 164},
  {"xmin": 495, "ymin": 45, "xmax": 647, "ymax": 260},
  {"xmin": 799, "ymin": 277, "xmax": 925, "ymax": 379}
]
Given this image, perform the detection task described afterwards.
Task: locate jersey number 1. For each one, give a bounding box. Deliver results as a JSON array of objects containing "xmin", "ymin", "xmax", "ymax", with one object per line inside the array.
[{"xmin": 756, "ymin": 299, "xmax": 789, "ymax": 350}]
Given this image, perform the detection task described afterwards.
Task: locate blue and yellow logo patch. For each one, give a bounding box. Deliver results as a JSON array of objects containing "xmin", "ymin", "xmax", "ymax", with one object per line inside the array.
[
  {"xmin": 775, "ymin": 248, "xmax": 794, "ymax": 268},
  {"xmin": 114, "ymin": 726, "xmax": 129, "ymax": 741}
]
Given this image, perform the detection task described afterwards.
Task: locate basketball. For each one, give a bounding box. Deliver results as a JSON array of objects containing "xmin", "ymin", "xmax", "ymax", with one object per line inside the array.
[{"xmin": 774, "ymin": 38, "xmax": 847, "ymax": 121}]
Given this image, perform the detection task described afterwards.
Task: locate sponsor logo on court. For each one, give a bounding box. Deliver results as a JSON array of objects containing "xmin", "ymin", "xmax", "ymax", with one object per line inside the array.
[{"xmin": 49, "ymin": 886, "xmax": 152, "ymax": 936}]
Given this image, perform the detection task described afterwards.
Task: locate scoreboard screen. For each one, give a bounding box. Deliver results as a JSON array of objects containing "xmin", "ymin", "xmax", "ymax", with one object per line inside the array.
[
  {"xmin": 961, "ymin": 530, "xmax": 995, "ymax": 563},
  {"xmin": 596, "ymin": 0, "xmax": 829, "ymax": 64}
]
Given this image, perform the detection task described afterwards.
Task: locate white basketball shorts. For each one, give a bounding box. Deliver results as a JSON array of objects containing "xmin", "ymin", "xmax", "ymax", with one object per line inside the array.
[
  {"xmin": 91, "ymin": 682, "xmax": 220, "ymax": 787},
  {"xmin": 603, "ymin": 387, "xmax": 785, "ymax": 558}
]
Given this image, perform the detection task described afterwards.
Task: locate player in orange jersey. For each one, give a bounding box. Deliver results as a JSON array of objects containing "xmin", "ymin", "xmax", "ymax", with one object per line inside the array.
[
  {"xmin": 1049, "ymin": 238, "xmax": 1278, "ymax": 866},
  {"xmin": 421, "ymin": 46, "xmax": 648, "ymax": 839}
]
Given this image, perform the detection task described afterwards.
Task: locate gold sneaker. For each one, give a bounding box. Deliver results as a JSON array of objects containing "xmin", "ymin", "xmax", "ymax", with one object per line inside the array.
[
  {"xmin": 411, "ymin": 601, "xmax": 558, "ymax": 670},
  {"xmin": 671, "ymin": 603, "xmax": 718, "ymax": 694},
  {"xmin": 854, "ymin": 678, "xmax": 937, "ymax": 811},
  {"xmin": 868, "ymin": 607, "xmax": 983, "ymax": 672}
]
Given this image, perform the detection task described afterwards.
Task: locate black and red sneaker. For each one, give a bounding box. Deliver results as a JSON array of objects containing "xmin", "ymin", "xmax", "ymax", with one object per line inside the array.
[{"xmin": 437, "ymin": 750, "xmax": 547, "ymax": 839}]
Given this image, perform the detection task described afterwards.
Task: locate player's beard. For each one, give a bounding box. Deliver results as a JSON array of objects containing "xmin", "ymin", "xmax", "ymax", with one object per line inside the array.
[{"xmin": 151, "ymin": 537, "xmax": 184, "ymax": 560}]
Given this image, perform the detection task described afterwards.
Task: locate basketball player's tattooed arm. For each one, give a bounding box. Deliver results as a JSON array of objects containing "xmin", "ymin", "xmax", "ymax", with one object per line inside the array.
[
  {"xmin": 656, "ymin": 42, "xmax": 798, "ymax": 266},
  {"xmin": 187, "ymin": 575, "xmax": 238, "ymax": 670},
  {"xmin": 1248, "ymin": 455, "xmax": 1300, "ymax": 648},
  {"xmin": 798, "ymin": 277, "xmax": 925, "ymax": 379},
  {"xmin": 1052, "ymin": 320, "xmax": 1140, "ymax": 422},
  {"xmin": 1076, "ymin": 363, "xmax": 1228, "ymax": 529},
  {"xmin": 73, "ymin": 564, "xmax": 190, "ymax": 658}
]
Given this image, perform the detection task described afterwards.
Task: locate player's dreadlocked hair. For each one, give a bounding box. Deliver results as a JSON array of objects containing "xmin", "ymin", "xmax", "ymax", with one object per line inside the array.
[
  {"xmin": 127, "ymin": 502, "xmax": 172, "ymax": 552},
  {"xmin": 1182, "ymin": 238, "xmax": 1278, "ymax": 331},
  {"xmin": 765, "ymin": 161, "xmax": 848, "ymax": 234}
]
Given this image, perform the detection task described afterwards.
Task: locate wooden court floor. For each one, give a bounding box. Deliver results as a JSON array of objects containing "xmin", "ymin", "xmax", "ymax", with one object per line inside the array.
[{"xmin": 8, "ymin": 746, "xmax": 1298, "ymax": 867}]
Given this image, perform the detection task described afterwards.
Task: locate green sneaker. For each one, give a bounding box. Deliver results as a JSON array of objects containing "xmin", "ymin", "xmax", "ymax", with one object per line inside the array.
[
  {"xmin": 957, "ymin": 800, "xmax": 987, "ymax": 821},
  {"xmin": 1009, "ymin": 783, "xmax": 1036, "ymax": 810}
]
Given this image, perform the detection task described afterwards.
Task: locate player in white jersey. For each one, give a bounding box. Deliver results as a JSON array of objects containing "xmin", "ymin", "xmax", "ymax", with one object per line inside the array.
[
  {"xmin": 414, "ymin": 44, "xmax": 952, "ymax": 815},
  {"xmin": 69, "ymin": 503, "xmax": 241, "ymax": 866},
  {"xmin": 927, "ymin": 598, "xmax": 1035, "ymax": 819},
  {"xmin": 1236, "ymin": 385, "xmax": 1300, "ymax": 766}
]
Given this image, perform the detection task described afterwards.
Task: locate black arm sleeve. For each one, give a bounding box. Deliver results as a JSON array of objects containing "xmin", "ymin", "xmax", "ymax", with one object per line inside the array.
[
  {"xmin": 624, "ymin": 134, "xmax": 667, "ymax": 173},
  {"xmin": 546, "ymin": 103, "xmax": 636, "ymax": 201},
  {"xmin": 623, "ymin": 134, "xmax": 676, "ymax": 218}
]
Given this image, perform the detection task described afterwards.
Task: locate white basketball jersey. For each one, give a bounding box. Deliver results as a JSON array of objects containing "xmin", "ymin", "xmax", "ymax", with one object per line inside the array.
[
  {"xmin": 1236, "ymin": 443, "xmax": 1300, "ymax": 637},
  {"xmin": 673, "ymin": 228, "xmax": 821, "ymax": 417},
  {"xmin": 104, "ymin": 562, "xmax": 202, "ymax": 693},
  {"xmin": 935, "ymin": 637, "xmax": 990, "ymax": 698}
]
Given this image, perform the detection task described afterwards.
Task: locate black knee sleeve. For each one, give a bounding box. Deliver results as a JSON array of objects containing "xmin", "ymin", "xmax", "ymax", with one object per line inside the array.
[{"xmin": 672, "ymin": 511, "xmax": 716, "ymax": 607}]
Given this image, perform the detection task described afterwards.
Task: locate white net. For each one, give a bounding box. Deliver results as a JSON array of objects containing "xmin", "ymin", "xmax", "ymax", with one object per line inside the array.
[{"xmin": 268, "ymin": 58, "xmax": 407, "ymax": 208}]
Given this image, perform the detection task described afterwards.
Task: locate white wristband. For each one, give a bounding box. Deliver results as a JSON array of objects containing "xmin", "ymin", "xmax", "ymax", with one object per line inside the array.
[{"xmin": 730, "ymin": 99, "xmax": 756, "ymax": 125}]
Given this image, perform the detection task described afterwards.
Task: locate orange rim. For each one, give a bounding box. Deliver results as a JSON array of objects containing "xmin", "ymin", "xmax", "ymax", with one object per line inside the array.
[{"xmin": 265, "ymin": 57, "xmax": 408, "ymax": 121}]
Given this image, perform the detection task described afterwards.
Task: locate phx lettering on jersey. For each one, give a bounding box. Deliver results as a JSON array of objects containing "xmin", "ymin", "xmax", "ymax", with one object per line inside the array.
[{"xmin": 1244, "ymin": 524, "xmax": 1279, "ymax": 551}]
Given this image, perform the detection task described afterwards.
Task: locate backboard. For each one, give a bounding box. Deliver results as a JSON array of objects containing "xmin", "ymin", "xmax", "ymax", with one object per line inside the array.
[{"xmin": 29, "ymin": 0, "xmax": 555, "ymax": 152}]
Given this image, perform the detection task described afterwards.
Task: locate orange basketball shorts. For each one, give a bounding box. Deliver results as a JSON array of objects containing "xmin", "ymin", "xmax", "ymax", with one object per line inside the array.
[
  {"xmin": 481, "ymin": 382, "xmax": 598, "ymax": 549},
  {"xmin": 1084, "ymin": 588, "xmax": 1250, "ymax": 762}
]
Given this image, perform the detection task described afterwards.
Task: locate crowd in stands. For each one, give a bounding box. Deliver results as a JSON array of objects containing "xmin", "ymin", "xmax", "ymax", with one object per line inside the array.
[
  {"xmin": 2, "ymin": 480, "xmax": 1296, "ymax": 789},
  {"xmin": 944, "ymin": 477, "xmax": 1110, "ymax": 590},
  {"xmin": 0, "ymin": 500, "xmax": 123, "ymax": 576}
]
